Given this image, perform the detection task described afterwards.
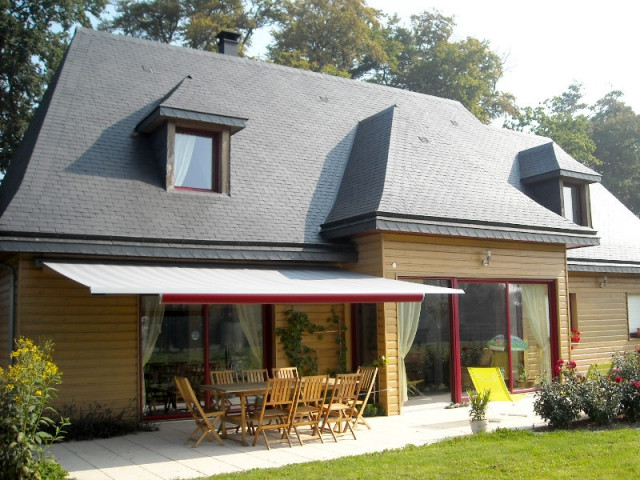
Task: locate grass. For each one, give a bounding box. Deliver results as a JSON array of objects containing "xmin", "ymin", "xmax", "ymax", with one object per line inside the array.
[{"xmin": 203, "ymin": 427, "xmax": 640, "ymax": 479}]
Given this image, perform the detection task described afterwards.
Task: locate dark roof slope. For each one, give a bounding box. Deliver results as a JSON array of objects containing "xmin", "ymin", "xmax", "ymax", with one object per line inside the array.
[
  {"xmin": 0, "ymin": 29, "xmax": 598, "ymax": 260},
  {"xmin": 519, "ymin": 142, "xmax": 601, "ymax": 183}
]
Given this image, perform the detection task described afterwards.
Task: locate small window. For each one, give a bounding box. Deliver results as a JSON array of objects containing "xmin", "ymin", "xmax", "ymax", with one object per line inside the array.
[
  {"xmin": 569, "ymin": 293, "xmax": 579, "ymax": 333},
  {"xmin": 628, "ymin": 294, "xmax": 640, "ymax": 338},
  {"xmin": 174, "ymin": 129, "xmax": 219, "ymax": 191}
]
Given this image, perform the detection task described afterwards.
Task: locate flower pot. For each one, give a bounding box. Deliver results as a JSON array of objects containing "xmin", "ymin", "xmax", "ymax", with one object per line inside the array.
[{"xmin": 469, "ymin": 419, "xmax": 489, "ymax": 434}]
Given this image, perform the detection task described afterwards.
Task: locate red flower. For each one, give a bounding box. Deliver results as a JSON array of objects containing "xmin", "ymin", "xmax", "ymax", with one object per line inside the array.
[
  {"xmin": 615, "ymin": 376, "xmax": 623, "ymax": 383},
  {"xmin": 567, "ymin": 361, "xmax": 577, "ymax": 369},
  {"xmin": 632, "ymin": 381, "xmax": 640, "ymax": 389},
  {"xmin": 556, "ymin": 359, "xmax": 565, "ymax": 367}
]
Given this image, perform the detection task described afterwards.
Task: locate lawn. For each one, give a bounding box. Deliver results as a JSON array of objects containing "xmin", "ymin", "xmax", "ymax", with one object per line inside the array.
[{"xmin": 204, "ymin": 427, "xmax": 640, "ymax": 479}]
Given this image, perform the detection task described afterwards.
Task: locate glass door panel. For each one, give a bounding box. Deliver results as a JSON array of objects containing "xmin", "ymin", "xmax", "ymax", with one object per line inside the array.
[
  {"xmin": 406, "ymin": 280, "xmax": 451, "ymax": 396},
  {"xmin": 458, "ymin": 282, "xmax": 507, "ymax": 391},
  {"xmin": 514, "ymin": 283, "xmax": 551, "ymax": 388},
  {"xmin": 208, "ymin": 305, "xmax": 264, "ymax": 375},
  {"xmin": 142, "ymin": 303, "xmax": 205, "ymax": 416}
]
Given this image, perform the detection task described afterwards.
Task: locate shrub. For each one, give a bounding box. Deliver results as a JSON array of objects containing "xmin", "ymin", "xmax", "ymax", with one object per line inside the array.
[
  {"xmin": 613, "ymin": 349, "xmax": 640, "ymax": 422},
  {"xmin": 534, "ymin": 359, "xmax": 583, "ymax": 429},
  {"xmin": 58, "ymin": 401, "xmax": 154, "ymax": 441},
  {"xmin": 0, "ymin": 337, "xmax": 70, "ymax": 479},
  {"xmin": 579, "ymin": 372, "xmax": 621, "ymax": 425}
]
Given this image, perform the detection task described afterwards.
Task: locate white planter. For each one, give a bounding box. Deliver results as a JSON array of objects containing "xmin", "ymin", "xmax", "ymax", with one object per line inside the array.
[{"xmin": 469, "ymin": 419, "xmax": 489, "ymax": 433}]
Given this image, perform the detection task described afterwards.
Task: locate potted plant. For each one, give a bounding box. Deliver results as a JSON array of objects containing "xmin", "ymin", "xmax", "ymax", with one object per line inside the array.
[{"xmin": 467, "ymin": 389, "xmax": 491, "ymax": 433}]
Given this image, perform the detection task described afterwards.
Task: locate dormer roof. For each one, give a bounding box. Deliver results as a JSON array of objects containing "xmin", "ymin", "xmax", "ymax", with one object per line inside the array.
[{"xmin": 518, "ymin": 142, "xmax": 601, "ymax": 184}]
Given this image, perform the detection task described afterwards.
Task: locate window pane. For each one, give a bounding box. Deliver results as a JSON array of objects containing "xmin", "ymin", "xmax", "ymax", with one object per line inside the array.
[
  {"xmin": 208, "ymin": 305, "xmax": 263, "ymax": 373},
  {"xmin": 563, "ymin": 185, "xmax": 575, "ymax": 222},
  {"xmin": 175, "ymin": 133, "xmax": 213, "ymax": 190},
  {"xmin": 628, "ymin": 294, "xmax": 640, "ymax": 338},
  {"xmin": 406, "ymin": 280, "xmax": 451, "ymax": 396},
  {"xmin": 458, "ymin": 283, "xmax": 507, "ymax": 390}
]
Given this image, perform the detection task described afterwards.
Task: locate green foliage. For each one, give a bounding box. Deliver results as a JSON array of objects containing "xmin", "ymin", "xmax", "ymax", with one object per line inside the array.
[
  {"xmin": 591, "ymin": 91, "xmax": 640, "ymax": 216},
  {"xmin": 535, "ymin": 351, "xmax": 640, "ymax": 429},
  {"xmin": 358, "ymin": 10, "xmax": 516, "ymax": 123},
  {"xmin": 612, "ymin": 349, "xmax": 640, "ymax": 422},
  {"xmin": 467, "ymin": 389, "xmax": 490, "ymax": 421},
  {"xmin": 505, "ymin": 83, "xmax": 601, "ymax": 169},
  {"xmin": 579, "ymin": 372, "xmax": 622, "ymax": 425},
  {"xmin": 327, "ymin": 307, "xmax": 348, "ymax": 374},
  {"xmin": 58, "ymin": 401, "xmax": 152, "ymax": 440},
  {"xmin": 267, "ymin": 0, "xmax": 386, "ymax": 77},
  {"xmin": 533, "ymin": 360, "xmax": 583, "ymax": 429},
  {"xmin": 0, "ymin": 337, "xmax": 70, "ymax": 480},
  {"xmin": 100, "ymin": 0, "xmax": 283, "ymax": 52},
  {"xmin": 275, "ymin": 307, "xmax": 325, "ymax": 376},
  {"xmin": 0, "ymin": 0, "xmax": 107, "ymax": 172}
]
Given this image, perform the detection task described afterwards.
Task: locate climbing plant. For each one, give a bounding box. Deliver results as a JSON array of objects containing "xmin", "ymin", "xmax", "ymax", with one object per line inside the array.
[
  {"xmin": 327, "ymin": 307, "xmax": 348, "ymax": 375},
  {"xmin": 276, "ymin": 307, "xmax": 325, "ymax": 375}
]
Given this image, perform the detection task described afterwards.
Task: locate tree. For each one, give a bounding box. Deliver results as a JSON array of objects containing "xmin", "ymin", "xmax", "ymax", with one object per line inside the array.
[
  {"xmin": 591, "ymin": 91, "xmax": 640, "ymax": 215},
  {"xmin": 267, "ymin": 0, "xmax": 387, "ymax": 77},
  {"xmin": 358, "ymin": 11, "xmax": 515, "ymax": 123},
  {"xmin": 100, "ymin": 0, "xmax": 282, "ymax": 52},
  {"xmin": 505, "ymin": 83, "xmax": 600, "ymax": 169},
  {"xmin": 0, "ymin": 0, "xmax": 107, "ymax": 173}
]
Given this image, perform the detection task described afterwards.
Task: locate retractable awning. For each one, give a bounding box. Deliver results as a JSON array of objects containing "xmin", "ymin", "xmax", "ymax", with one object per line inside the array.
[{"xmin": 43, "ymin": 262, "xmax": 463, "ymax": 304}]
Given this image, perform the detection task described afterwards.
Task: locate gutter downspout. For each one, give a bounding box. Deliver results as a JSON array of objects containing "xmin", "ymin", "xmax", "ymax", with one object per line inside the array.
[{"xmin": 0, "ymin": 262, "xmax": 15, "ymax": 364}]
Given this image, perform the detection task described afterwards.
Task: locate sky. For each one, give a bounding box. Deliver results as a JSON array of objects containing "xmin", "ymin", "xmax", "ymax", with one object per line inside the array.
[{"xmin": 248, "ymin": 0, "xmax": 640, "ymax": 113}]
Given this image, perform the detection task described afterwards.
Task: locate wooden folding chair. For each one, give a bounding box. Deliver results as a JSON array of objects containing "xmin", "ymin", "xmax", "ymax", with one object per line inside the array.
[
  {"xmin": 289, "ymin": 374, "xmax": 329, "ymax": 445},
  {"xmin": 210, "ymin": 369, "xmax": 240, "ymax": 410},
  {"xmin": 352, "ymin": 366, "xmax": 378, "ymax": 430},
  {"xmin": 320, "ymin": 373, "xmax": 359, "ymax": 442},
  {"xmin": 173, "ymin": 376, "xmax": 224, "ymax": 447},
  {"xmin": 242, "ymin": 369, "xmax": 270, "ymax": 382},
  {"xmin": 272, "ymin": 366, "xmax": 299, "ymax": 378},
  {"xmin": 250, "ymin": 377, "xmax": 300, "ymax": 449}
]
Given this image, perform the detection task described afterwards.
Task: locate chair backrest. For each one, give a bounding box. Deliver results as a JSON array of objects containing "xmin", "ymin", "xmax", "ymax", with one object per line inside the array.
[
  {"xmin": 242, "ymin": 369, "xmax": 269, "ymax": 383},
  {"xmin": 467, "ymin": 367, "xmax": 512, "ymax": 402},
  {"xmin": 262, "ymin": 377, "xmax": 300, "ymax": 408},
  {"xmin": 272, "ymin": 367, "xmax": 299, "ymax": 379},
  {"xmin": 174, "ymin": 376, "xmax": 206, "ymax": 419},
  {"xmin": 356, "ymin": 366, "xmax": 378, "ymax": 397},
  {"xmin": 331, "ymin": 373, "xmax": 361, "ymax": 405},
  {"xmin": 298, "ymin": 374, "xmax": 329, "ymax": 404},
  {"xmin": 210, "ymin": 369, "xmax": 238, "ymax": 385}
]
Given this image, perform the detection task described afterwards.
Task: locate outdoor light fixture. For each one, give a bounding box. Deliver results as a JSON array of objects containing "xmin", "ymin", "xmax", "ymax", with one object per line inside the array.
[
  {"xmin": 481, "ymin": 249, "xmax": 492, "ymax": 266},
  {"xmin": 599, "ymin": 275, "xmax": 608, "ymax": 288}
]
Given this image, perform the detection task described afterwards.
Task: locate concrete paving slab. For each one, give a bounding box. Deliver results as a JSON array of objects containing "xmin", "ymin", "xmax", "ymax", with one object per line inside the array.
[{"xmin": 50, "ymin": 395, "xmax": 546, "ymax": 480}]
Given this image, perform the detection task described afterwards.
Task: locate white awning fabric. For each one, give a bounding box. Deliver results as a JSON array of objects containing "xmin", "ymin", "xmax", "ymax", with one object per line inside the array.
[{"xmin": 43, "ymin": 262, "xmax": 463, "ymax": 304}]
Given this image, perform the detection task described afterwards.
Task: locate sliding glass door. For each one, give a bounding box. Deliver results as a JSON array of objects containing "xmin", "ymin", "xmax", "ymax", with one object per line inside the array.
[
  {"xmin": 140, "ymin": 298, "xmax": 265, "ymax": 419},
  {"xmin": 459, "ymin": 281, "xmax": 551, "ymax": 392}
]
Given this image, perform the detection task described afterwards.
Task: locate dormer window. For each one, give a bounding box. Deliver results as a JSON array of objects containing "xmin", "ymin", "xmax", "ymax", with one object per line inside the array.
[
  {"xmin": 518, "ymin": 142, "xmax": 601, "ymax": 228},
  {"xmin": 174, "ymin": 129, "xmax": 220, "ymax": 191},
  {"xmin": 135, "ymin": 84, "xmax": 247, "ymax": 195}
]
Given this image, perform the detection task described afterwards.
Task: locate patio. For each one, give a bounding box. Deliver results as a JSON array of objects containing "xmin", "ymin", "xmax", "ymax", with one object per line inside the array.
[{"xmin": 50, "ymin": 394, "xmax": 545, "ymax": 480}]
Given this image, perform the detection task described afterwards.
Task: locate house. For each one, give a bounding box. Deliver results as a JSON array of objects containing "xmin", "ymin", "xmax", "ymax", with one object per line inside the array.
[{"xmin": 1, "ymin": 28, "xmax": 638, "ymax": 422}]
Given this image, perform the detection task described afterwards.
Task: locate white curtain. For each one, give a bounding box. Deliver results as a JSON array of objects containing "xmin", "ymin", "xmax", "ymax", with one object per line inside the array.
[
  {"xmin": 398, "ymin": 302, "xmax": 422, "ymax": 403},
  {"xmin": 521, "ymin": 284, "xmax": 551, "ymax": 380},
  {"xmin": 141, "ymin": 296, "xmax": 165, "ymax": 406},
  {"xmin": 174, "ymin": 133, "xmax": 196, "ymax": 186},
  {"xmin": 236, "ymin": 305, "xmax": 263, "ymax": 368}
]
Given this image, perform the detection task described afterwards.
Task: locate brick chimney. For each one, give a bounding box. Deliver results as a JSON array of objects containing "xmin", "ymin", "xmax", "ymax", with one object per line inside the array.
[{"xmin": 216, "ymin": 31, "xmax": 242, "ymax": 56}]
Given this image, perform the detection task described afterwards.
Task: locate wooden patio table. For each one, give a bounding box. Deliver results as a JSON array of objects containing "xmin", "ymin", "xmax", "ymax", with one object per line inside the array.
[
  {"xmin": 202, "ymin": 382, "xmax": 266, "ymax": 446},
  {"xmin": 202, "ymin": 377, "xmax": 339, "ymax": 446}
]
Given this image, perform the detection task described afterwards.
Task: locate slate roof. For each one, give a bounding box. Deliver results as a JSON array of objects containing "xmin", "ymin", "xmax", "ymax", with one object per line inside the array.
[
  {"xmin": 568, "ymin": 183, "xmax": 640, "ymax": 274},
  {"xmin": 0, "ymin": 29, "xmax": 602, "ymax": 262}
]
